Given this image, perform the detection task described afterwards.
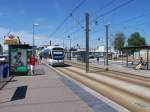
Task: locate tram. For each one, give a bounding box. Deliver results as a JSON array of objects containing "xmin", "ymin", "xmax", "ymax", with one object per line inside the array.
[{"xmin": 39, "ymin": 46, "xmax": 65, "ymax": 66}]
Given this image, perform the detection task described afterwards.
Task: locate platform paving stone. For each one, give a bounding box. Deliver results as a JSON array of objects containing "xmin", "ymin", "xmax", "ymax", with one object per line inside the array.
[{"xmin": 0, "ymin": 64, "xmax": 118, "ymax": 112}]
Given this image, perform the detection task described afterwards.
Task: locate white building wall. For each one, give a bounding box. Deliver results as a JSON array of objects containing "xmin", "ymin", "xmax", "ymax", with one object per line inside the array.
[{"xmin": 134, "ymin": 50, "xmax": 150, "ymax": 61}]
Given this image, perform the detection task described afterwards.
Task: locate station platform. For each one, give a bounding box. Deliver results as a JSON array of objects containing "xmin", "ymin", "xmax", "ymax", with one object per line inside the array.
[{"xmin": 0, "ymin": 64, "xmax": 120, "ymax": 112}]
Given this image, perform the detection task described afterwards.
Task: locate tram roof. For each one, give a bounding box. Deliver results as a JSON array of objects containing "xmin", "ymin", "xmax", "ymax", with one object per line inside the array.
[
  {"xmin": 39, "ymin": 45, "xmax": 64, "ymax": 54},
  {"xmin": 46, "ymin": 45, "xmax": 64, "ymax": 49}
]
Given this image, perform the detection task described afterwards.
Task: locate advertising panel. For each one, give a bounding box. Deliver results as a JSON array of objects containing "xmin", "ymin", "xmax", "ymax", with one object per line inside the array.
[
  {"xmin": 10, "ymin": 48, "xmax": 27, "ymax": 73},
  {"xmin": 4, "ymin": 35, "xmax": 20, "ymax": 45}
]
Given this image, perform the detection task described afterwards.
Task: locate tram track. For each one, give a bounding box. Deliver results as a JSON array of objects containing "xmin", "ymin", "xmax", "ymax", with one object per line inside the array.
[
  {"xmin": 65, "ymin": 61, "xmax": 150, "ymax": 88},
  {"xmin": 56, "ymin": 66, "xmax": 150, "ymax": 112},
  {"xmin": 53, "ymin": 61, "xmax": 150, "ymax": 112},
  {"xmin": 90, "ymin": 63, "xmax": 150, "ymax": 82}
]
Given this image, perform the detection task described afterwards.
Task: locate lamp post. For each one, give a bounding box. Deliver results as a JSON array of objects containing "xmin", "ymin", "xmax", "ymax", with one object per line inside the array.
[
  {"xmin": 98, "ymin": 37, "xmax": 100, "ymax": 48},
  {"xmin": 32, "ymin": 23, "xmax": 39, "ymax": 54},
  {"xmin": 105, "ymin": 24, "xmax": 109, "ymax": 71},
  {"xmin": 63, "ymin": 40, "xmax": 64, "ymax": 48},
  {"xmin": 68, "ymin": 35, "xmax": 71, "ymax": 60},
  {"xmin": 68, "ymin": 36, "xmax": 71, "ymax": 50}
]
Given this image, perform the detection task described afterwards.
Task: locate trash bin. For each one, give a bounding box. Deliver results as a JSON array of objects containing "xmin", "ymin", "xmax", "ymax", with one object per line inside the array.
[
  {"xmin": 2, "ymin": 63, "xmax": 9, "ymax": 79},
  {"xmin": 0, "ymin": 62, "xmax": 9, "ymax": 82}
]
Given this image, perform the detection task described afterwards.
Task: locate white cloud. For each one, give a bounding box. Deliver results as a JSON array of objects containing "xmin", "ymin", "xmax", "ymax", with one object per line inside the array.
[
  {"xmin": 0, "ymin": 27, "xmax": 61, "ymax": 50},
  {"xmin": 0, "ymin": 27, "xmax": 10, "ymax": 35},
  {"xmin": 12, "ymin": 31, "xmax": 61, "ymax": 46},
  {"xmin": 0, "ymin": 27, "xmax": 10, "ymax": 50}
]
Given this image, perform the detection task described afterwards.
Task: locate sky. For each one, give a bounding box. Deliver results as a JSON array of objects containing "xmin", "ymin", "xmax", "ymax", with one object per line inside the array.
[{"xmin": 0, "ymin": 0, "xmax": 150, "ymax": 50}]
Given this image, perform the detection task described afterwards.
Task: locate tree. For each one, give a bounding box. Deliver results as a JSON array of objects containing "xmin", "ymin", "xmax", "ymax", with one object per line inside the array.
[
  {"xmin": 114, "ymin": 32, "xmax": 125, "ymax": 50},
  {"xmin": 127, "ymin": 32, "xmax": 146, "ymax": 47}
]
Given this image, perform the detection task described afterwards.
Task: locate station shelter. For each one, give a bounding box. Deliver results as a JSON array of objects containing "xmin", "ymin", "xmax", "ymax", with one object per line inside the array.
[{"xmin": 120, "ymin": 46, "xmax": 150, "ymax": 70}]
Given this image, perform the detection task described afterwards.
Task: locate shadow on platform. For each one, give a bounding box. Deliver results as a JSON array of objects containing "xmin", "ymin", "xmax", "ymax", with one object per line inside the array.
[{"xmin": 0, "ymin": 85, "xmax": 28, "ymax": 104}]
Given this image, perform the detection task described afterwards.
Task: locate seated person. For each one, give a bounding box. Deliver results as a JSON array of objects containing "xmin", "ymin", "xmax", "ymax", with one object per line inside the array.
[{"xmin": 136, "ymin": 57, "xmax": 144, "ymax": 70}]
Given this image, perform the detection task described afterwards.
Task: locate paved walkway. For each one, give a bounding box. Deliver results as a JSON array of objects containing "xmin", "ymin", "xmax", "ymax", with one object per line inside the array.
[
  {"xmin": 69, "ymin": 58, "xmax": 150, "ymax": 78},
  {"xmin": 0, "ymin": 64, "xmax": 94, "ymax": 112},
  {"xmin": 0, "ymin": 77, "xmax": 13, "ymax": 90},
  {"xmin": 91, "ymin": 60, "xmax": 150, "ymax": 78}
]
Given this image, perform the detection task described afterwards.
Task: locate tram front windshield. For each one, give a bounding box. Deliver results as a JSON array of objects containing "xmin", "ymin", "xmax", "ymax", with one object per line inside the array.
[{"xmin": 53, "ymin": 51, "xmax": 64, "ymax": 60}]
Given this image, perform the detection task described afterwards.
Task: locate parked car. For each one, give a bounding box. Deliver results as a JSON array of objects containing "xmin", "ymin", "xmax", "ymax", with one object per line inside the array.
[{"xmin": 89, "ymin": 55, "xmax": 95, "ymax": 59}]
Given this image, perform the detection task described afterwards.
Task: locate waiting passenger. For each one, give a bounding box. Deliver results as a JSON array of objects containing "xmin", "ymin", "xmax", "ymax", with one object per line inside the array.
[
  {"xmin": 30, "ymin": 55, "xmax": 36, "ymax": 75},
  {"xmin": 40, "ymin": 55, "xmax": 42, "ymax": 63},
  {"xmin": 96, "ymin": 56, "xmax": 99, "ymax": 63},
  {"xmin": 136, "ymin": 57, "xmax": 144, "ymax": 70}
]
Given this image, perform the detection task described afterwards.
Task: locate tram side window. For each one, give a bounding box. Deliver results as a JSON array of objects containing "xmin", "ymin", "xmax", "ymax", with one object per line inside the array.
[{"xmin": 49, "ymin": 52, "xmax": 52, "ymax": 59}]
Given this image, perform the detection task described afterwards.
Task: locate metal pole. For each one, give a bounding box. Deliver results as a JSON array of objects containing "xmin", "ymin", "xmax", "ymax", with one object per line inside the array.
[
  {"xmin": 63, "ymin": 40, "xmax": 64, "ymax": 47},
  {"xmin": 70, "ymin": 38, "xmax": 71, "ymax": 60},
  {"xmin": 122, "ymin": 51, "xmax": 123, "ymax": 65},
  {"xmin": 33, "ymin": 24, "xmax": 35, "ymax": 54},
  {"xmin": 85, "ymin": 13, "xmax": 89, "ymax": 72},
  {"xmin": 50, "ymin": 40, "xmax": 51, "ymax": 46},
  {"xmin": 104, "ymin": 52, "xmax": 105, "ymax": 65},
  {"xmin": 147, "ymin": 49, "xmax": 149, "ymax": 70},
  {"xmin": 32, "ymin": 23, "xmax": 39, "ymax": 54},
  {"xmin": 105, "ymin": 24, "xmax": 109, "ymax": 70},
  {"xmin": 110, "ymin": 31, "xmax": 111, "ymax": 53},
  {"xmin": 126, "ymin": 51, "xmax": 128, "ymax": 67},
  {"xmin": 70, "ymin": 38, "xmax": 71, "ymax": 50}
]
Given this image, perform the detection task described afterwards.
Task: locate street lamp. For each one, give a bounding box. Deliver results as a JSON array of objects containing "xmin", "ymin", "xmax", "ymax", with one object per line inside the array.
[
  {"xmin": 98, "ymin": 37, "xmax": 100, "ymax": 48},
  {"xmin": 105, "ymin": 24, "xmax": 109, "ymax": 71},
  {"xmin": 77, "ymin": 43, "xmax": 80, "ymax": 49},
  {"xmin": 68, "ymin": 35, "xmax": 71, "ymax": 60},
  {"xmin": 32, "ymin": 23, "xmax": 39, "ymax": 54},
  {"xmin": 67, "ymin": 35, "xmax": 71, "ymax": 50}
]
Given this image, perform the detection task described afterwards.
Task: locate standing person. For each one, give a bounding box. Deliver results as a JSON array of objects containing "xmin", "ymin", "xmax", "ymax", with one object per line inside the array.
[
  {"xmin": 97, "ymin": 56, "xmax": 99, "ymax": 63},
  {"xmin": 38, "ymin": 55, "xmax": 42, "ymax": 64},
  {"xmin": 30, "ymin": 55, "xmax": 36, "ymax": 75},
  {"xmin": 40, "ymin": 55, "xmax": 42, "ymax": 63}
]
